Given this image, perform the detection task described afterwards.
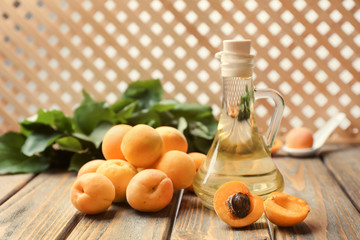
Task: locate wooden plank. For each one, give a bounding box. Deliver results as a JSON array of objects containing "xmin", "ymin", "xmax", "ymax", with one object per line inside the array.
[
  {"xmin": 0, "ymin": 173, "xmax": 34, "ymax": 205},
  {"xmin": 273, "ymin": 156, "xmax": 360, "ymax": 240},
  {"xmin": 323, "ymin": 144, "xmax": 360, "ymax": 212},
  {"xmin": 67, "ymin": 190, "xmax": 183, "ymax": 240},
  {"xmin": 171, "ymin": 191, "xmax": 270, "ymax": 240},
  {"xmin": 0, "ymin": 171, "xmax": 78, "ymax": 240}
]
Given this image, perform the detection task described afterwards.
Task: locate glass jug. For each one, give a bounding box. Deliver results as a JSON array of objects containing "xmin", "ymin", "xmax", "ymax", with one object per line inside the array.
[{"xmin": 193, "ymin": 40, "xmax": 285, "ymax": 209}]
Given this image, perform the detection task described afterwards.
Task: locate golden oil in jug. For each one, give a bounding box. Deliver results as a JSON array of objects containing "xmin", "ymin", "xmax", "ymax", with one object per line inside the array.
[{"xmin": 193, "ymin": 40, "xmax": 285, "ymax": 209}]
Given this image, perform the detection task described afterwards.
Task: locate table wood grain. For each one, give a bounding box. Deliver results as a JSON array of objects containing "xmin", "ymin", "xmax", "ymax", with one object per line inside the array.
[
  {"xmin": 0, "ymin": 144, "xmax": 359, "ymax": 240},
  {"xmin": 274, "ymin": 156, "xmax": 360, "ymax": 239},
  {"xmin": 323, "ymin": 145, "xmax": 360, "ymax": 212},
  {"xmin": 0, "ymin": 173, "xmax": 34, "ymax": 205}
]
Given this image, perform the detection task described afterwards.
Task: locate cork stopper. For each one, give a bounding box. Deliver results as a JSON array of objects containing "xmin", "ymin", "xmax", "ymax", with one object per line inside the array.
[
  {"xmin": 223, "ymin": 39, "xmax": 251, "ymax": 55},
  {"xmin": 216, "ymin": 39, "xmax": 254, "ymax": 77}
]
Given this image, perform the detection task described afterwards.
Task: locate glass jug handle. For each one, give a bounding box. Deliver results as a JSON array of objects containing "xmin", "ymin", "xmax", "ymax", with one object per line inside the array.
[{"xmin": 254, "ymin": 89, "xmax": 285, "ymax": 148}]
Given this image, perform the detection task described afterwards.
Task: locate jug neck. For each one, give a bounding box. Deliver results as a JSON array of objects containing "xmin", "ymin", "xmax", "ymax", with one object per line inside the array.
[
  {"xmin": 217, "ymin": 52, "xmax": 256, "ymax": 121},
  {"xmin": 221, "ymin": 76, "xmax": 254, "ymax": 121},
  {"xmin": 216, "ymin": 50, "xmax": 255, "ymax": 77}
]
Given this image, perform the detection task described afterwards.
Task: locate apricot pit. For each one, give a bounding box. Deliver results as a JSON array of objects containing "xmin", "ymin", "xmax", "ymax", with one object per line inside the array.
[
  {"xmin": 214, "ymin": 181, "xmax": 264, "ymax": 228},
  {"xmin": 227, "ymin": 192, "xmax": 250, "ymax": 218}
]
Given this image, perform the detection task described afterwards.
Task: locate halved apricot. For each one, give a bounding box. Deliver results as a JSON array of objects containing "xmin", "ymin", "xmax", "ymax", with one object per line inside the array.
[
  {"xmin": 214, "ymin": 181, "xmax": 264, "ymax": 228},
  {"xmin": 264, "ymin": 192, "xmax": 310, "ymax": 227}
]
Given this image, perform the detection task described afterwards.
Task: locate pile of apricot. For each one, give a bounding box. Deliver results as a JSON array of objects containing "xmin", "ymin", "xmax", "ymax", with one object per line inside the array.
[
  {"xmin": 70, "ymin": 124, "xmax": 206, "ymax": 214},
  {"xmin": 214, "ymin": 181, "xmax": 310, "ymax": 228}
]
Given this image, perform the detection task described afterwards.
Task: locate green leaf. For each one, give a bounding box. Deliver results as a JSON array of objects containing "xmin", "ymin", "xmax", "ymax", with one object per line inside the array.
[
  {"xmin": 56, "ymin": 136, "xmax": 83, "ymax": 153},
  {"xmin": 151, "ymin": 99, "xmax": 177, "ymax": 112},
  {"xmin": 21, "ymin": 128, "xmax": 61, "ymax": 156},
  {"xmin": 189, "ymin": 122, "xmax": 214, "ymax": 140},
  {"xmin": 116, "ymin": 101, "xmax": 138, "ymax": 122},
  {"xmin": 0, "ymin": 132, "xmax": 26, "ymax": 148},
  {"xmin": 50, "ymin": 111, "xmax": 74, "ymax": 134},
  {"xmin": 177, "ymin": 117, "xmax": 188, "ymax": 133},
  {"xmin": 21, "ymin": 109, "xmax": 73, "ymax": 136},
  {"xmin": 109, "ymin": 98, "xmax": 136, "ymax": 113},
  {"xmin": 0, "ymin": 132, "xmax": 51, "ymax": 174},
  {"xmin": 80, "ymin": 90, "xmax": 95, "ymax": 104},
  {"xmin": 68, "ymin": 153, "xmax": 94, "ymax": 171},
  {"xmin": 73, "ymin": 91, "xmax": 114, "ymax": 135},
  {"xmin": 123, "ymin": 79, "xmax": 163, "ymax": 109},
  {"xmin": 127, "ymin": 109, "xmax": 161, "ymax": 127},
  {"xmin": 170, "ymin": 103, "xmax": 213, "ymax": 120},
  {"xmin": 73, "ymin": 121, "xmax": 113, "ymax": 148}
]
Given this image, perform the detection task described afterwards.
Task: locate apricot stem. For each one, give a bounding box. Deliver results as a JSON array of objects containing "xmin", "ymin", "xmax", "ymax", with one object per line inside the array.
[{"xmin": 226, "ymin": 192, "xmax": 250, "ymax": 218}]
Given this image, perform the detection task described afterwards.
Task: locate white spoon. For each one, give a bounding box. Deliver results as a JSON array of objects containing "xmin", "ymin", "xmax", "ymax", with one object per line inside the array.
[{"xmin": 282, "ymin": 113, "xmax": 346, "ymax": 157}]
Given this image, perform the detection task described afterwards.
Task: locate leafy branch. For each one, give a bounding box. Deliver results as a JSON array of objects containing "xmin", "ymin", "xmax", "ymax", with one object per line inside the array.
[
  {"xmin": 237, "ymin": 85, "xmax": 251, "ymax": 122},
  {"xmin": 0, "ymin": 79, "xmax": 218, "ymax": 174}
]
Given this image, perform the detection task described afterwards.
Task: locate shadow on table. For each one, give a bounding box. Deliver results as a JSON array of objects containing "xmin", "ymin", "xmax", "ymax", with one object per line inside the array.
[{"xmin": 275, "ymin": 221, "xmax": 318, "ymax": 237}]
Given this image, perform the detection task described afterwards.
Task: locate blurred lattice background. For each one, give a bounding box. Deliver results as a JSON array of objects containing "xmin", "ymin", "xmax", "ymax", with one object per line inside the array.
[{"xmin": 0, "ymin": 0, "xmax": 359, "ymax": 143}]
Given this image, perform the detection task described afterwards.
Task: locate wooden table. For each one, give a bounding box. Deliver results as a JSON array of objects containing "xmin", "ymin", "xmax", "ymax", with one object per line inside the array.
[{"xmin": 1, "ymin": 144, "xmax": 359, "ymax": 240}]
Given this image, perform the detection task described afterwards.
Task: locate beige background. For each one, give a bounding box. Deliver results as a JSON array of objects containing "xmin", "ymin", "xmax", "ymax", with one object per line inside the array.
[{"xmin": 0, "ymin": 0, "xmax": 359, "ymax": 143}]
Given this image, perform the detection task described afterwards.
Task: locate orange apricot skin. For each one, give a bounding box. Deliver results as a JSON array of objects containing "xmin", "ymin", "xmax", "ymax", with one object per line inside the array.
[
  {"xmin": 285, "ymin": 127, "xmax": 313, "ymax": 149},
  {"xmin": 264, "ymin": 192, "xmax": 310, "ymax": 227},
  {"xmin": 77, "ymin": 159, "xmax": 106, "ymax": 177},
  {"xmin": 102, "ymin": 124, "xmax": 132, "ymax": 160},
  {"xmin": 155, "ymin": 126, "xmax": 188, "ymax": 153},
  {"xmin": 70, "ymin": 173, "xmax": 115, "ymax": 215},
  {"xmin": 121, "ymin": 124, "xmax": 164, "ymax": 168},
  {"xmin": 154, "ymin": 150, "xmax": 196, "ymax": 190},
  {"xmin": 96, "ymin": 159, "xmax": 137, "ymax": 202},
  {"xmin": 126, "ymin": 169, "xmax": 174, "ymax": 212},
  {"xmin": 214, "ymin": 181, "xmax": 264, "ymax": 228},
  {"xmin": 186, "ymin": 152, "xmax": 206, "ymax": 192}
]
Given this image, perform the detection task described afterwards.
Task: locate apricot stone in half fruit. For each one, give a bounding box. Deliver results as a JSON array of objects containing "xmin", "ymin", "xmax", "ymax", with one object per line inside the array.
[
  {"xmin": 214, "ymin": 181, "xmax": 264, "ymax": 228},
  {"xmin": 264, "ymin": 192, "xmax": 310, "ymax": 227},
  {"xmin": 70, "ymin": 173, "xmax": 115, "ymax": 215}
]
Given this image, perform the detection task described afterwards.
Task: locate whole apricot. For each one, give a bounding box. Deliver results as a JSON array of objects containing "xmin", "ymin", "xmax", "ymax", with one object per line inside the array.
[
  {"xmin": 214, "ymin": 181, "xmax": 264, "ymax": 228},
  {"xmin": 271, "ymin": 139, "xmax": 283, "ymax": 155},
  {"xmin": 102, "ymin": 124, "xmax": 132, "ymax": 160},
  {"xmin": 70, "ymin": 173, "xmax": 115, "ymax": 214},
  {"xmin": 126, "ymin": 169, "xmax": 173, "ymax": 212},
  {"xmin": 285, "ymin": 127, "xmax": 313, "ymax": 149},
  {"xmin": 77, "ymin": 159, "xmax": 106, "ymax": 177},
  {"xmin": 121, "ymin": 124, "xmax": 164, "ymax": 168},
  {"xmin": 155, "ymin": 126, "xmax": 188, "ymax": 153},
  {"xmin": 96, "ymin": 159, "xmax": 137, "ymax": 202},
  {"xmin": 186, "ymin": 152, "xmax": 206, "ymax": 192},
  {"xmin": 264, "ymin": 192, "xmax": 310, "ymax": 227},
  {"xmin": 154, "ymin": 150, "xmax": 196, "ymax": 190}
]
